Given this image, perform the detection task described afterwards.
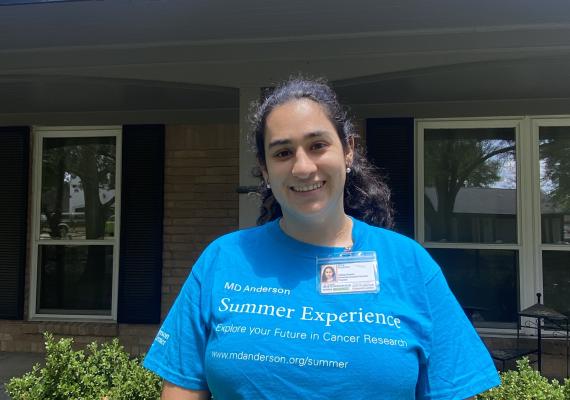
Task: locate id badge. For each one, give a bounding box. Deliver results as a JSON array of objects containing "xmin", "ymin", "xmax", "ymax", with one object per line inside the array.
[{"xmin": 316, "ymin": 251, "xmax": 379, "ymax": 295}]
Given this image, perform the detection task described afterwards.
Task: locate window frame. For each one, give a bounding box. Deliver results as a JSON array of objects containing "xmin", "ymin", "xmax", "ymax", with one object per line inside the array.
[
  {"xmin": 416, "ymin": 117, "xmax": 529, "ymax": 334},
  {"xmin": 531, "ymin": 117, "xmax": 570, "ymax": 314},
  {"xmin": 417, "ymin": 115, "xmax": 570, "ymax": 334},
  {"xmin": 29, "ymin": 126, "xmax": 122, "ymax": 322}
]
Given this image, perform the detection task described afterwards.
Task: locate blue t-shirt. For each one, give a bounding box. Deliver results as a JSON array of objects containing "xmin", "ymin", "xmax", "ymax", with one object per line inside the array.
[{"xmin": 144, "ymin": 218, "xmax": 500, "ymax": 399}]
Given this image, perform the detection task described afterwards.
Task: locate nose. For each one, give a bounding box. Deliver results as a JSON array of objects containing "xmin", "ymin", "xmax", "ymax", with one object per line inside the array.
[{"xmin": 291, "ymin": 148, "xmax": 317, "ymax": 178}]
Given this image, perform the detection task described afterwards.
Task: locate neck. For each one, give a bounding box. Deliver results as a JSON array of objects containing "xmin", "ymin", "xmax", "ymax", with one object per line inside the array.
[{"xmin": 280, "ymin": 212, "xmax": 353, "ymax": 248}]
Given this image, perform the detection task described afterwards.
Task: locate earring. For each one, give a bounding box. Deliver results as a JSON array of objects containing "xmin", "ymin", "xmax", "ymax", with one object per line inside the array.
[
  {"xmin": 346, "ymin": 167, "xmax": 351, "ymax": 174},
  {"xmin": 266, "ymin": 182, "xmax": 271, "ymax": 189}
]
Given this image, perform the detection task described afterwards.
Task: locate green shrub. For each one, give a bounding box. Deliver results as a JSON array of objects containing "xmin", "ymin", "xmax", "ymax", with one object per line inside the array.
[
  {"xmin": 476, "ymin": 357, "xmax": 570, "ymax": 400},
  {"xmin": 8, "ymin": 338, "xmax": 569, "ymax": 399},
  {"xmin": 5, "ymin": 332, "xmax": 162, "ymax": 400}
]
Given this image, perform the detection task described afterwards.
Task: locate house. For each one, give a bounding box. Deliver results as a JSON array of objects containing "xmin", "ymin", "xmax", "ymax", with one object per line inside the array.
[{"xmin": 1, "ymin": 0, "xmax": 569, "ymax": 370}]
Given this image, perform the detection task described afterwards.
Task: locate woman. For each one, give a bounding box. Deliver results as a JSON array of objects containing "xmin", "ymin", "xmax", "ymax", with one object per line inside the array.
[
  {"xmin": 144, "ymin": 78, "xmax": 500, "ymax": 399},
  {"xmin": 321, "ymin": 266, "xmax": 336, "ymax": 283}
]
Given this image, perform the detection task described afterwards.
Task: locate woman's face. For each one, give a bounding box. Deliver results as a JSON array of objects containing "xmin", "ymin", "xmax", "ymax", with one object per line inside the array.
[
  {"xmin": 262, "ymin": 99, "xmax": 353, "ymax": 223},
  {"xmin": 324, "ymin": 267, "xmax": 334, "ymax": 280}
]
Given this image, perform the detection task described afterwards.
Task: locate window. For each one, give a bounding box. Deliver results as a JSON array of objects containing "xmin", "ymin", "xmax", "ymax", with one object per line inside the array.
[
  {"xmin": 418, "ymin": 119, "xmax": 521, "ymax": 329},
  {"xmin": 423, "ymin": 127, "xmax": 517, "ymax": 244},
  {"xmin": 418, "ymin": 117, "xmax": 570, "ymax": 330},
  {"xmin": 30, "ymin": 126, "xmax": 121, "ymax": 320},
  {"xmin": 535, "ymin": 120, "xmax": 570, "ymax": 317}
]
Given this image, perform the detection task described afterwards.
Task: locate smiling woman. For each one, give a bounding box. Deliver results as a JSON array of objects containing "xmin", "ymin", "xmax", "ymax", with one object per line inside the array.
[
  {"xmin": 143, "ymin": 77, "xmax": 500, "ymax": 400},
  {"xmin": 250, "ymin": 78, "xmax": 393, "ymax": 233},
  {"xmin": 260, "ymin": 98, "xmax": 352, "ymax": 242}
]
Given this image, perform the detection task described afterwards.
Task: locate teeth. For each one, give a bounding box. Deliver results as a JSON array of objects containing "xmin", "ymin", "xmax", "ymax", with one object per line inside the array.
[{"xmin": 291, "ymin": 182, "xmax": 323, "ymax": 192}]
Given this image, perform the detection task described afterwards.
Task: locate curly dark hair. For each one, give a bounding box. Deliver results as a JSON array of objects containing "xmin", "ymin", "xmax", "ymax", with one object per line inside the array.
[{"xmin": 249, "ymin": 77, "xmax": 393, "ymax": 228}]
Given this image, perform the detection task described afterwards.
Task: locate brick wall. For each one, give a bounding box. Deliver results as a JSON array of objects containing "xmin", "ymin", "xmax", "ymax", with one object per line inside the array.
[
  {"xmin": 162, "ymin": 123, "xmax": 239, "ymax": 315},
  {"xmin": 0, "ymin": 121, "xmax": 239, "ymax": 355}
]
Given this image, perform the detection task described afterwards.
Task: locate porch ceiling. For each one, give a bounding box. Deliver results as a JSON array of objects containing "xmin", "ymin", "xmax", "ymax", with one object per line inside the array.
[
  {"xmin": 2, "ymin": 1, "xmax": 570, "ymax": 114},
  {"xmin": 0, "ymin": 75, "xmax": 238, "ymax": 113},
  {"xmin": 335, "ymin": 55, "xmax": 570, "ymax": 104},
  {"xmin": 2, "ymin": 0, "xmax": 570, "ymax": 50}
]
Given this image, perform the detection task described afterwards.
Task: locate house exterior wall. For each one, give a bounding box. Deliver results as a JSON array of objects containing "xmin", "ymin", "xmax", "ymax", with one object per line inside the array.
[
  {"xmin": 161, "ymin": 123, "xmax": 239, "ymax": 316},
  {"xmin": 0, "ymin": 121, "xmax": 240, "ymax": 355}
]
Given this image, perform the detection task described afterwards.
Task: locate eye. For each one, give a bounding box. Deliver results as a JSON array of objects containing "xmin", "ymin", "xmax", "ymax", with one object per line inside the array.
[
  {"xmin": 273, "ymin": 149, "xmax": 292, "ymax": 159},
  {"xmin": 311, "ymin": 142, "xmax": 329, "ymax": 151}
]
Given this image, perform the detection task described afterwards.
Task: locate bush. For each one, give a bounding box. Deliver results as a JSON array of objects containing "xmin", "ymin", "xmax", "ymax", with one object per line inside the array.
[
  {"xmin": 5, "ymin": 332, "xmax": 162, "ymax": 400},
  {"xmin": 8, "ymin": 338, "xmax": 568, "ymax": 399},
  {"xmin": 476, "ymin": 357, "xmax": 570, "ymax": 400}
]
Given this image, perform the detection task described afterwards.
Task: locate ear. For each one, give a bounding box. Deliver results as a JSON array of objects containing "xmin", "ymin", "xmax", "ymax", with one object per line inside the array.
[
  {"xmin": 260, "ymin": 164, "xmax": 269, "ymax": 183},
  {"xmin": 345, "ymin": 137, "xmax": 355, "ymax": 167}
]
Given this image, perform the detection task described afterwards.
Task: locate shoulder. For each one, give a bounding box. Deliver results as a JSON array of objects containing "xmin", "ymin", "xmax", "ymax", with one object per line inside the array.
[
  {"xmin": 190, "ymin": 223, "xmax": 272, "ymax": 275},
  {"xmin": 354, "ymin": 218, "xmax": 424, "ymax": 251},
  {"xmin": 206, "ymin": 222, "xmax": 271, "ymax": 253}
]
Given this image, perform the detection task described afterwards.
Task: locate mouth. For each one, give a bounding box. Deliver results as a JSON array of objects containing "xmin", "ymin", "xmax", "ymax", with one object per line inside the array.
[{"xmin": 289, "ymin": 181, "xmax": 325, "ymax": 192}]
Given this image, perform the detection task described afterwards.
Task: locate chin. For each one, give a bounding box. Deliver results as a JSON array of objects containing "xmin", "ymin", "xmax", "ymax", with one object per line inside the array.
[
  {"xmin": 279, "ymin": 196, "xmax": 344, "ymax": 222},
  {"xmin": 287, "ymin": 206, "xmax": 332, "ymax": 222}
]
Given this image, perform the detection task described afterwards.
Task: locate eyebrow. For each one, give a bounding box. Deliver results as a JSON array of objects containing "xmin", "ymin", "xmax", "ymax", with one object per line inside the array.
[{"xmin": 267, "ymin": 131, "xmax": 326, "ymax": 149}]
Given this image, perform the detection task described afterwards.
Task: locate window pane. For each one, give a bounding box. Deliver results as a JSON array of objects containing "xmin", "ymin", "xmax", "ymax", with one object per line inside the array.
[
  {"xmin": 40, "ymin": 137, "xmax": 116, "ymax": 240},
  {"xmin": 37, "ymin": 245, "xmax": 113, "ymax": 315},
  {"xmin": 424, "ymin": 128, "xmax": 517, "ymax": 243},
  {"xmin": 539, "ymin": 127, "xmax": 570, "ymax": 245},
  {"xmin": 428, "ymin": 248, "xmax": 519, "ymax": 327},
  {"xmin": 542, "ymin": 251, "xmax": 570, "ymax": 317}
]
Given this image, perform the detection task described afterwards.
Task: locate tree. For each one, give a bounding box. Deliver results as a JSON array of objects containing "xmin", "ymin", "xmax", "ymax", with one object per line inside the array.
[
  {"xmin": 540, "ymin": 137, "xmax": 570, "ymax": 212},
  {"xmin": 39, "ymin": 137, "xmax": 116, "ymax": 310},
  {"xmin": 41, "ymin": 137, "xmax": 115, "ymax": 240},
  {"xmin": 424, "ymin": 131, "xmax": 515, "ymax": 241}
]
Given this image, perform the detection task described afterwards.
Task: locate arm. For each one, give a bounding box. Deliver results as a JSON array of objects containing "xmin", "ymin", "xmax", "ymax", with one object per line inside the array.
[
  {"xmin": 161, "ymin": 381, "xmax": 210, "ymax": 400},
  {"xmin": 144, "ymin": 253, "xmax": 215, "ymax": 397},
  {"xmin": 415, "ymin": 246, "xmax": 500, "ymax": 399}
]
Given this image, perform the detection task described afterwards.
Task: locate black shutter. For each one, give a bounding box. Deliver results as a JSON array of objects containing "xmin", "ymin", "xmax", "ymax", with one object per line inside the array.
[
  {"xmin": 118, "ymin": 125, "xmax": 164, "ymax": 323},
  {"xmin": 366, "ymin": 118, "xmax": 415, "ymax": 238},
  {"xmin": 0, "ymin": 127, "xmax": 29, "ymax": 319}
]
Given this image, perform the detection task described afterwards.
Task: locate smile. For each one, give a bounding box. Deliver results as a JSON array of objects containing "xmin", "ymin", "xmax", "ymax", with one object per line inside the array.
[{"xmin": 290, "ymin": 182, "xmax": 325, "ymax": 192}]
